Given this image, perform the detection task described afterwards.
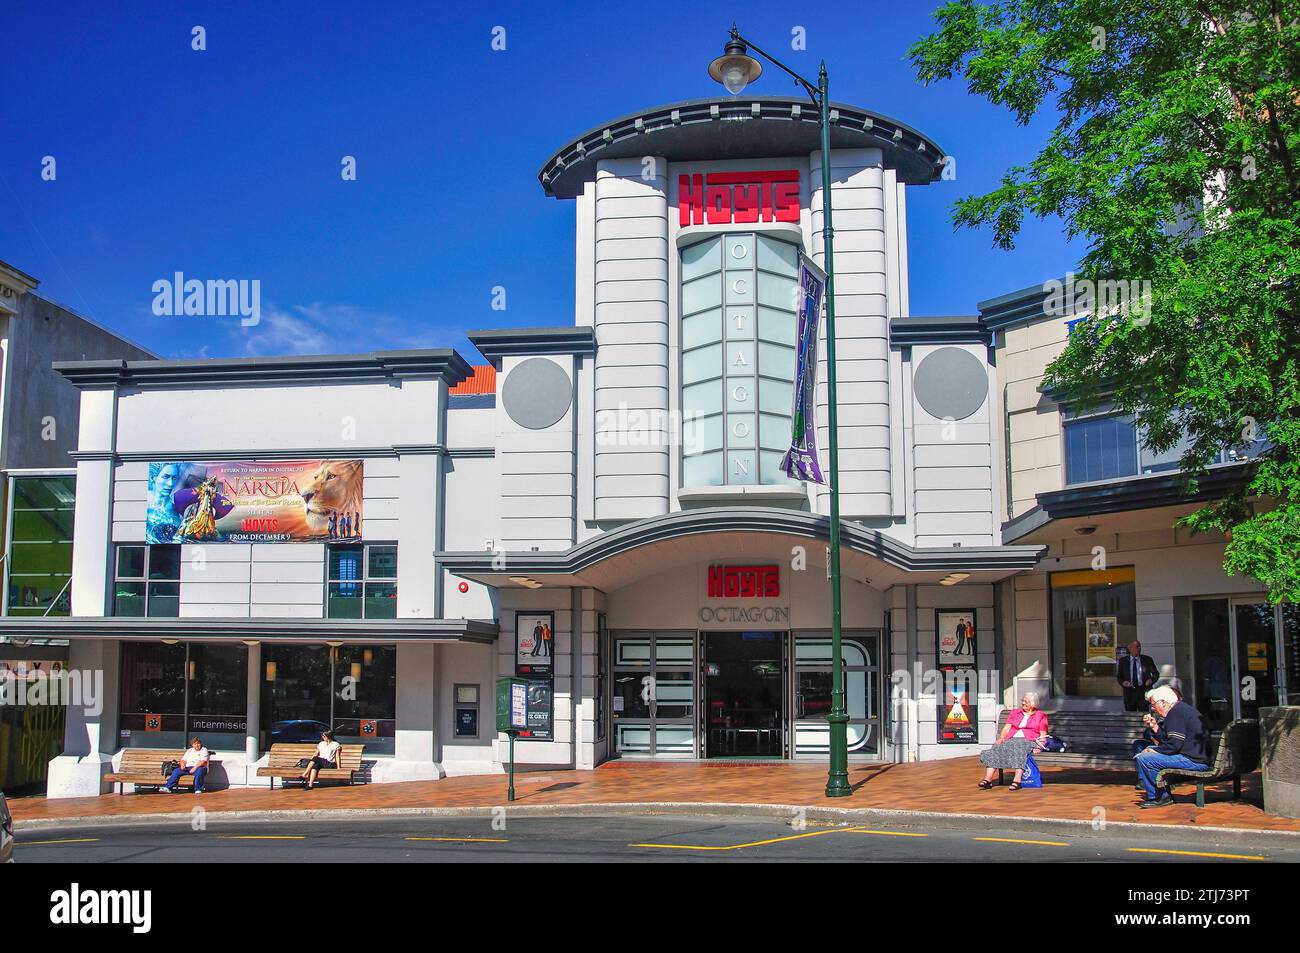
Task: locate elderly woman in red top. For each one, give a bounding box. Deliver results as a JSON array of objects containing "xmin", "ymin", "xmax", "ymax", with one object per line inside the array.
[{"xmin": 978, "ymin": 692, "xmax": 1049, "ymax": 791}]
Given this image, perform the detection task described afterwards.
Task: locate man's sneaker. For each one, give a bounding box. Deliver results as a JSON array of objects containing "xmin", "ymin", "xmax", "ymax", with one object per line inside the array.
[
  {"xmin": 1140, "ymin": 794, "xmax": 1175, "ymax": 809},
  {"xmin": 162, "ymin": 787, "xmax": 174, "ymax": 794}
]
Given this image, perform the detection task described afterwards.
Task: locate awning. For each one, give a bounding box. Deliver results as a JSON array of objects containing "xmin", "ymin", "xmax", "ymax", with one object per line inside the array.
[
  {"xmin": 0, "ymin": 617, "xmax": 499, "ymax": 644},
  {"xmin": 439, "ymin": 506, "xmax": 1045, "ymax": 591}
]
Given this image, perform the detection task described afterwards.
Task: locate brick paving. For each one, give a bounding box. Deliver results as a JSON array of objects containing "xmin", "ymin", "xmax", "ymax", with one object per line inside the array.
[{"xmin": 9, "ymin": 757, "xmax": 1300, "ymax": 833}]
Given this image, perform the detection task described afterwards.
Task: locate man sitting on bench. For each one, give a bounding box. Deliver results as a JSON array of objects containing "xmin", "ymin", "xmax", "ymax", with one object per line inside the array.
[
  {"xmin": 1134, "ymin": 686, "xmax": 1209, "ymax": 809},
  {"xmin": 165, "ymin": 738, "xmax": 210, "ymax": 794}
]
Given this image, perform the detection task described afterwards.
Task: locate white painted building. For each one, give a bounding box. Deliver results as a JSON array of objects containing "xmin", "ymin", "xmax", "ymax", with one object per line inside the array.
[{"xmin": 4, "ymin": 96, "xmax": 1294, "ymax": 796}]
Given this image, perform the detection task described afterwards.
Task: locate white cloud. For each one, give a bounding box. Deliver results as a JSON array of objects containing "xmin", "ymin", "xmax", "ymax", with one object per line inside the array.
[{"xmin": 237, "ymin": 302, "xmax": 433, "ymax": 357}]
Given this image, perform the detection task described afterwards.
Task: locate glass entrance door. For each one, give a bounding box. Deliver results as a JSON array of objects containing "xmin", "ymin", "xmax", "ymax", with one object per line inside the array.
[
  {"xmin": 1192, "ymin": 598, "xmax": 1289, "ymax": 728},
  {"xmin": 1233, "ymin": 601, "xmax": 1278, "ymax": 721},
  {"xmin": 701, "ymin": 631, "xmax": 785, "ymax": 757}
]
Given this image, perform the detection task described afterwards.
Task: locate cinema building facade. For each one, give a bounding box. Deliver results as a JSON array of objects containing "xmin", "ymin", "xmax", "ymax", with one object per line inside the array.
[{"xmin": 7, "ymin": 96, "xmax": 1295, "ymax": 796}]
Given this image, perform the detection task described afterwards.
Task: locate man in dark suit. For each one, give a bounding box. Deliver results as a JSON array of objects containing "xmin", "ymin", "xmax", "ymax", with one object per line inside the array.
[{"xmin": 1117, "ymin": 640, "xmax": 1159, "ymax": 711}]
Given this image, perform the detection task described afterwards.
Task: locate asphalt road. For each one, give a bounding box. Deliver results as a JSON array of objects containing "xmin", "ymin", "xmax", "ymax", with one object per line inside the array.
[{"xmin": 12, "ymin": 813, "xmax": 1299, "ymax": 863}]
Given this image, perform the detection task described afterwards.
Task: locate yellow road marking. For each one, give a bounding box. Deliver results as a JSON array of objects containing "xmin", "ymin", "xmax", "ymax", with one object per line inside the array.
[
  {"xmin": 849, "ymin": 829, "xmax": 930, "ymax": 838},
  {"xmin": 974, "ymin": 837, "xmax": 1070, "ymax": 847},
  {"xmin": 19, "ymin": 837, "xmax": 99, "ymax": 846},
  {"xmin": 632, "ymin": 825, "xmax": 868, "ymax": 851},
  {"xmin": 1127, "ymin": 847, "xmax": 1264, "ymax": 861},
  {"xmin": 217, "ymin": 835, "xmax": 306, "ymax": 840},
  {"xmin": 404, "ymin": 837, "xmax": 510, "ymax": 843}
]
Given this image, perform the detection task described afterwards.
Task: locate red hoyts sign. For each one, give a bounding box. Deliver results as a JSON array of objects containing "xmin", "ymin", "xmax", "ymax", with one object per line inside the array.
[
  {"xmin": 679, "ymin": 171, "xmax": 800, "ymax": 226},
  {"xmin": 707, "ymin": 564, "xmax": 781, "ymax": 599}
]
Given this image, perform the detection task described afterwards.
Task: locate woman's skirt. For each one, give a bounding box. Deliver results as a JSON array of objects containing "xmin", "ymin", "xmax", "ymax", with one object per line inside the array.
[{"xmin": 980, "ymin": 737, "xmax": 1037, "ymax": 770}]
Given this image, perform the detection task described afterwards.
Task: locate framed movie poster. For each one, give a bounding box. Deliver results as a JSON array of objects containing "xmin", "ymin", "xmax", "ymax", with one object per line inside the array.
[
  {"xmin": 937, "ymin": 671, "xmax": 979, "ymax": 744},
  {"xmin": 1086, "ymin": 616, "xmax": 1118, "ymax": 665},
  {"xmin": 936, "ymin": 609, "xmax": 977, "ymax": 667},
  {"xmin": 515, "ymin": 611, "xmax": 554, "ymax": 676}
]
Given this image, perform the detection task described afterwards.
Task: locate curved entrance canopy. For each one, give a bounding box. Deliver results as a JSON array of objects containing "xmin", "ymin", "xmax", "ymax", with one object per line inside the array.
[
  {"xmin": 439, "ymin": 507, "xmax": 1044, "ymax": 592},
  {"xmin": 539, "ymin": 96, "xmax": 947, "ymax": 199}
]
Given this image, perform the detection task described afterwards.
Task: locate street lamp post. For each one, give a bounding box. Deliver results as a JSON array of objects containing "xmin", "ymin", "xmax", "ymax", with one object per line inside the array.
[{"xmin": 709, "ymin": 26, "xmax": 850, "ymax": 798}]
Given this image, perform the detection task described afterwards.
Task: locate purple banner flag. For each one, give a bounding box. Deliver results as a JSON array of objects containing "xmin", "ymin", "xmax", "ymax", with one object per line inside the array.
[{"xmin": 779, "ymin": 255, "xmax": 827, "ymax": 483}]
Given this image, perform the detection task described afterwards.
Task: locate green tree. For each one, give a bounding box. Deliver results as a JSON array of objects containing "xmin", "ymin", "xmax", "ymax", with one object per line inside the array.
[{"xmin": 911, "ymin": 0, "xmax": 1300, "ymax": 602}]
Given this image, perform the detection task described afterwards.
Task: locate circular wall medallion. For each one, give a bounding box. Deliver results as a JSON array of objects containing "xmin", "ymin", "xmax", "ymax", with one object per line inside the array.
[
  {"xmin": 913, "ymin": 347, "xmax": 988, "ymax": 421},
  {"xmin": 501, "ymin": 357, "xmax": 572, "ymax": 430}
]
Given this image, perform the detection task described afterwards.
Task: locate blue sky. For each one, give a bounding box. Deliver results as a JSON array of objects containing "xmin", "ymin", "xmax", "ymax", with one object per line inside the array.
[{"xmin": 0, "ymin": 1, "xmax": 1078, "ymax": 361}]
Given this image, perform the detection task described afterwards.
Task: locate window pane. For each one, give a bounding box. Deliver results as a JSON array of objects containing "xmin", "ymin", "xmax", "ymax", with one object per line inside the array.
[
  {"xmin": 725, "ymin": 341, "xmax": 755, "ymax": 377},
  {"xmin": 682, "ymin": 308, "xmax": 721, "ymax": 351},
  {"xmin": 756, "ymin": 270, "xmax": 796, "ymax": 310},
  {"xmin": 681, "ymin": 342, "xmax": 722, "ymax": 385},
  {"xmin": 758, "ymin": 341, "xmax": 796, "ymax": 381},
  {"xmin": 328, "ymin": 582, "xmax": 363, "ymax": 619},
  {"xmin": 724, "ymin": 307, "xmax": 754, "ymax": 340},
  {"xmin": 329, "ymin": 544, "xmax": 364, "ymax": 582},
  {"xmin": 757, "ymin": 306, "xmax": 797, "ymax": 346},
  {"xmin": 759, "ymin": 378, "xmax": 793, "ymax": 416},
  {"xmin": 113, "ymin": 581, "xmax": 146, "ymax": 617},
  {"xmin": 1064, "ymin": 414, "xmax": 1138, "ymax": 484},
  {"xmin": 333, "ymin": 645, "xmax": 397, "ymax": 755},
  {"xmin": 680, "ymin": 237, "xmax": 721, "ymax": 281},
  {"xmin": 260, "ymin": 645, "xmax": 333, "ymax": 750},
  {"xmin": 119, "ymin": 641, "xmax": 187, "ymax": 748},
  {"xmin": 149, "ymin": 545, "xmax": 182, "ymax": 580},
  {"xmin": 682, "ymin": 274, "xmax": 722, "ymax": 315},
  {"xmin": 117, "ymin": 546, "xmax": 146, "ymax": 579},
  {"xmin": 682, "ymin": 380, "xmax": 724, "ymax": 419},
  {"xmin": 187, "ymin": 643, "xmax": 249, "ymax": 748},
  {"xmin": 723, "ymin": 271, "xmax": 754, "ymax": 305},
  {"xmin": 682, "ymin": 450, "xmax": 723, "ymax": 486},
  {"xmin": 6, "ymin": 477, "xmax": 74, "ymax": 617},
  {"xmin": 147, "ymin": 582, "xmax": 181, "ymax": 618},
  {"xmin": 727, "ymin": 450, "xmax": 758, "ymax": 484},
  {"xmin": 1139, "ymin": 421, "xmax": 1193, "ymax": 474},
  {"xmin": 759, "ymin": 450, "xmax": 797, "ymax": 485},
  {"xmin": 367, "ymin": 545, "xmax": 397, "ymax": 579},
  {"xmin": 364, "ymin": 582, "xmax": 397, "ymax": 619},
  {"xmin": 723, "ymin": 234, "xmax": 754, "ymax": 270},
  {"xmin": 756, "ymin": 234, "xmax": 799, "ymax": 275},
  {"xmin": 759, "ymin": 414, "xmax": 789, "ymax": 452}
]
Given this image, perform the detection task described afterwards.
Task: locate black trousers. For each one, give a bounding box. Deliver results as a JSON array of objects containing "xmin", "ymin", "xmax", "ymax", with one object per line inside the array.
[{"xmin": 1122, "ymin": 685, "xmax": 1149, "ymax": 711}]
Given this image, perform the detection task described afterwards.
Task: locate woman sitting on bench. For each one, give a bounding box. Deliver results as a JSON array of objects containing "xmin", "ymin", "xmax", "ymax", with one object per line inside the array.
[
  {"xmin": 301, "ymin": 730, "xmax": 340, "ymax": 789},
  {"xmin": 977, "ymin": 692, "xmax": 1049, "ymax": 791}
]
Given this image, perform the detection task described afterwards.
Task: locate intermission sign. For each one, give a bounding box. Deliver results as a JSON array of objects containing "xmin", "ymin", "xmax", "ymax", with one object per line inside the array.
[
  {"xmin": 145, "ymin": 459, "xmax": 363, "ymax": 543},
  {"xmin": 679, "ymin": 170, "xmax": 800, "ymax": 226}
]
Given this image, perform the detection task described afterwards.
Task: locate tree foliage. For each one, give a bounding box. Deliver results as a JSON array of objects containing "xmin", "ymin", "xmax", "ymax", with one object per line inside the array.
[{"xmin": 911, "ymin": 0, "xmax": 1300, "ymax": 602}]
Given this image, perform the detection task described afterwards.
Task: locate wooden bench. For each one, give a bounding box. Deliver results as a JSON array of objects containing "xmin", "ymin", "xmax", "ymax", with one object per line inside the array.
[
  {"xmin": 104, "ymin": 748, "xmax": 211, "ymax": 795},
  {"xmin": 992, "ymin": 709, "xmax": 1144, "ymax": 784},
  {"xmin": 1155, "ymin": 717, "xmax": 1259, "ymax": 807},
  {"xmin": 255, "ymin": 743, "xmax": 365, "ymax": 789}
]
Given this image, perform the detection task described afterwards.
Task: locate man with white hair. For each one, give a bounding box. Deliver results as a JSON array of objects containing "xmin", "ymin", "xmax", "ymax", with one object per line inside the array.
[{"xmin": 1134, "ymin": 685, "xmax": 1210, "ymax": 808}]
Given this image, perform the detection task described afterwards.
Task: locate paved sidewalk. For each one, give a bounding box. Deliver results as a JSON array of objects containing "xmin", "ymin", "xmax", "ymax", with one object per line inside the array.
[{"xmin": 9, "ymin": 757, "xmax": 1300, "ymax": 834}]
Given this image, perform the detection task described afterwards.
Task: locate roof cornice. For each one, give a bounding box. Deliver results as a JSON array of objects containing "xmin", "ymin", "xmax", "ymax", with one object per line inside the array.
[
  {"xmin": 468, "ymin": 327, "xmax": 597, "ymax": 367},
  {"xmin": 539, "ymin": 96, "xmax": 947, "ymax": 199},
  {"xmin": 54, "ymin": 349, "xmax": 474, "ymax": 390},
  {"xmin": 890, "ymin": 316, "xmax": 989, "ymax": 347}
]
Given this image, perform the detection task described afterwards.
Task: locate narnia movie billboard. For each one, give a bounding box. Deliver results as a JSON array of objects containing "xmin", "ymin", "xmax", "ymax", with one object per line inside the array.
[{"xmin": 145, "ymin": 460, "xmax": 363, "ymax": 544}]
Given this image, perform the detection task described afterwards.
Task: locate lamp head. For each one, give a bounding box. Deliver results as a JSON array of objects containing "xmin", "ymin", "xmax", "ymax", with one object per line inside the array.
[{"xmin": 708, "ymin": 35, "xmax": 762, "ymax": 95}]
